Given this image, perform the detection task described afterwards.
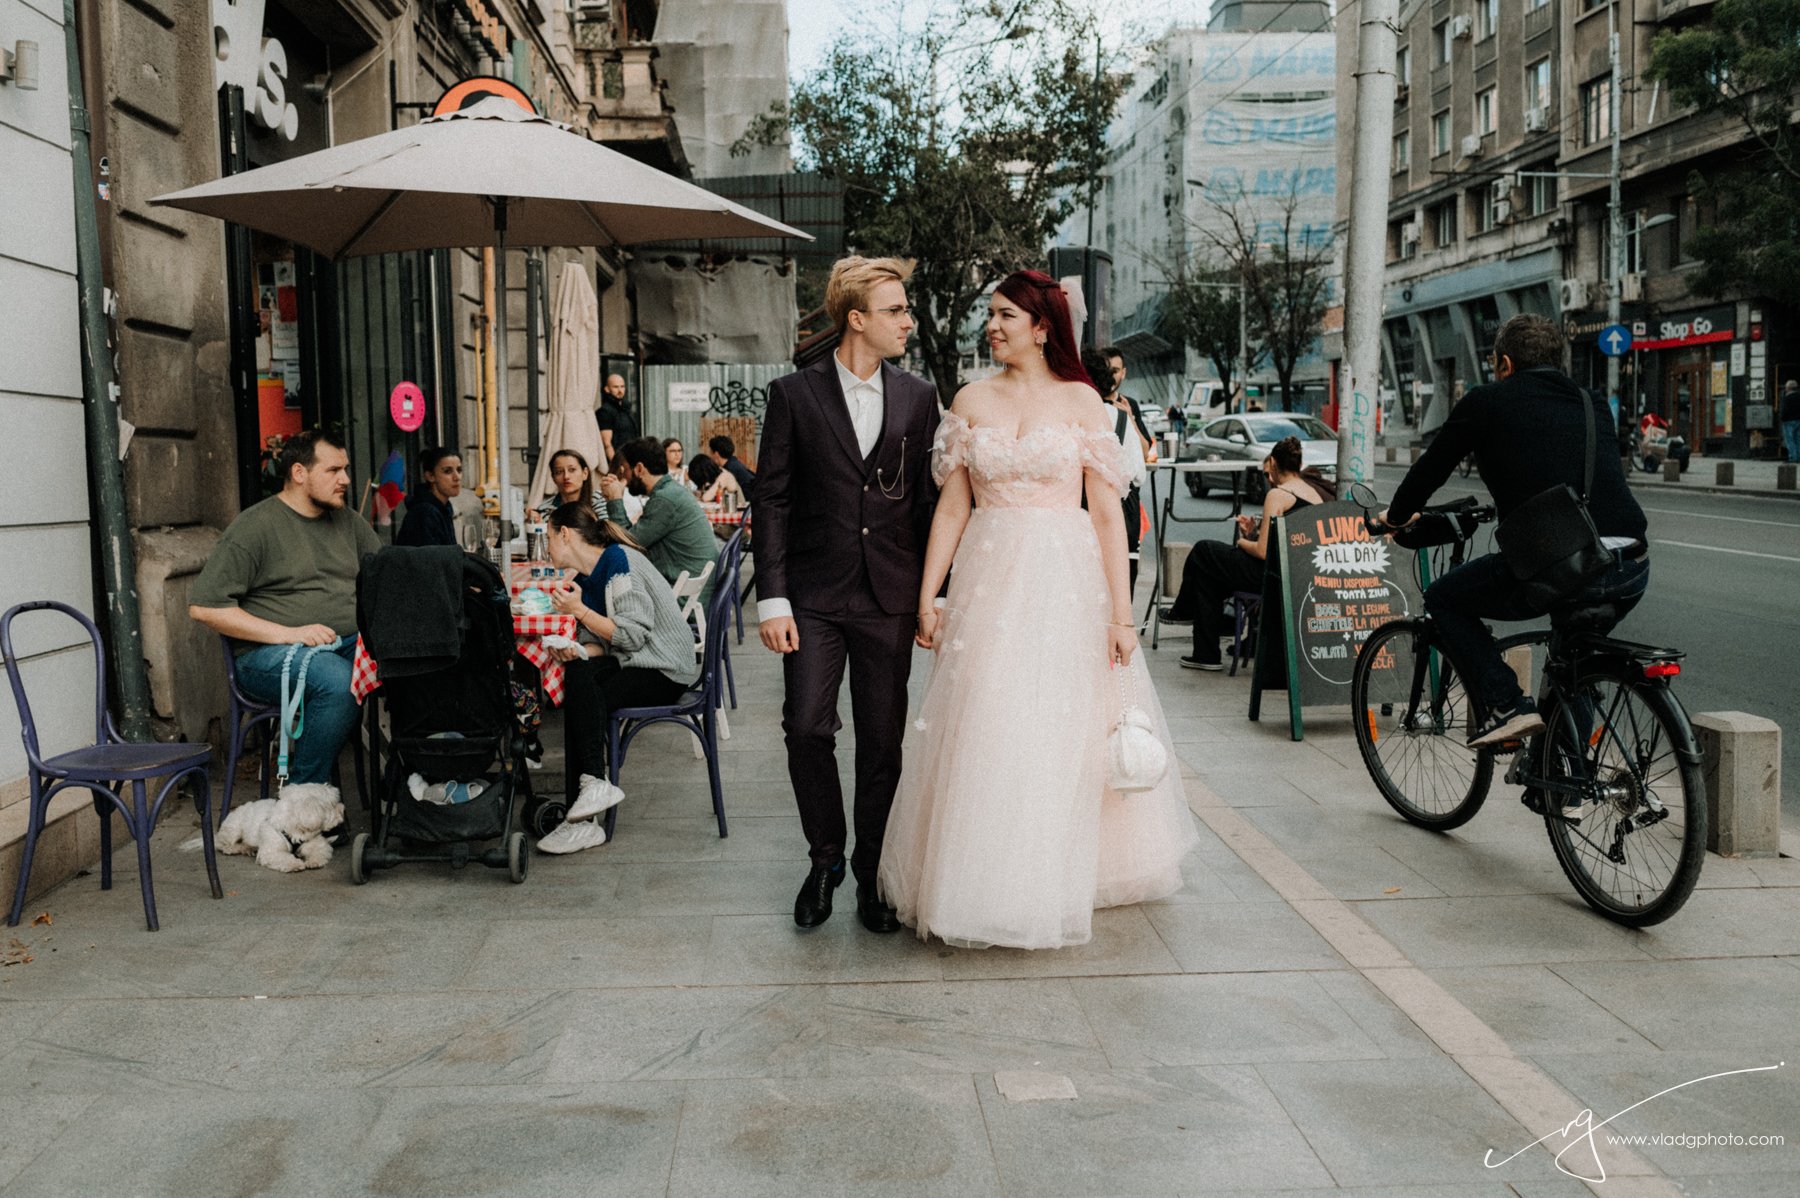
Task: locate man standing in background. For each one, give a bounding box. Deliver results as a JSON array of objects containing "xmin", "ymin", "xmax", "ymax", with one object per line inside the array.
[{"xmin": 597, "ymin": 373, "xmax": 640, "ymax": 460}]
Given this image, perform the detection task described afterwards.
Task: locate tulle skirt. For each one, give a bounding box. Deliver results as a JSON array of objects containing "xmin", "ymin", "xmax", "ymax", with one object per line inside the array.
[{"xmin": 877, "ymin": 507, "xmax": 1200, "ymax": 949}]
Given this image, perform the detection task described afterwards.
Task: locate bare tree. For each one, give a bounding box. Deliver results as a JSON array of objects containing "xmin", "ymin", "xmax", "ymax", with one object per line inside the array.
[{"xmin": 1188, "ymin": 191, "xmax": 1333, "ymax": 411}]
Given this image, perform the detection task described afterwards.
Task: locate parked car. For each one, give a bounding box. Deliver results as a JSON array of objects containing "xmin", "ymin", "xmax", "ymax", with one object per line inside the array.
[{"xmin": 1178, "ymin": 412, "xmax": 1338, "ymax": 500}]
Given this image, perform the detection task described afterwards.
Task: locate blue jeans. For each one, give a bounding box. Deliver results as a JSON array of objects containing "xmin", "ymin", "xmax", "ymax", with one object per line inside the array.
[
  {"xmin": 1783, "ymin": 420, "xmax": 1800, "ymax": 464},
  {"xmin": 1425, "ymin": 552, "xmax": 1650, "ymax": 713},
  {"xmin": 234, "ymin": 640, "xmax": 358, "ymax": 785}
]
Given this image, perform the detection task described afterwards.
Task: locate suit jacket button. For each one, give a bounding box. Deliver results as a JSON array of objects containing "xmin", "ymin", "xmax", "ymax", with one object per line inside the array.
[
  {"xmin": 861, "ymin": 527, "xmax": 869, "ymax": 535},
  {"xmin": 863, "ymin": 485, "xmax": 869, "ymax": 491}
]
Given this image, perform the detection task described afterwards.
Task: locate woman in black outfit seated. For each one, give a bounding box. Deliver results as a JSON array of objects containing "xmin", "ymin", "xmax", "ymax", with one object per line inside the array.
[{"xmin": 1161, "ymin": 436, "xmax": 1333, "ymax": 671}]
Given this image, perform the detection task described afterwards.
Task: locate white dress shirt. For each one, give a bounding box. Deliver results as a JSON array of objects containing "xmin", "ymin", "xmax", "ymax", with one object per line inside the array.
[
  {"xmin": 835, "ymin": 353, "xmax": 886, "ymax": 457},
  {"xmin": 757, "ymin": 354, "xmax": 894, "ymax": 624}
]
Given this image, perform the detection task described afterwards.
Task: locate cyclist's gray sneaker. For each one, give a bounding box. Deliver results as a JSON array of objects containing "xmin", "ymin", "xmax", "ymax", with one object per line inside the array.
[{"xmin": 1468, "ymin": 699, "xmax": 1546, "ymax": 748}]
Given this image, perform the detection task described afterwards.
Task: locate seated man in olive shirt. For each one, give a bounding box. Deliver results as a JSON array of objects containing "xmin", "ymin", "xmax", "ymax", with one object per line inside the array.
[{"xmin": 189, "ymin": 430, "xmax": 379, "ymax": 785}]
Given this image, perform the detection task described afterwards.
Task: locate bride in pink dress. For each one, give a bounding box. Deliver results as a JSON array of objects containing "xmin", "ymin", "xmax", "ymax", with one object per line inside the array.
[{"xmin": 877, "ymin": 270, "xmax": 1199, "ymax": 949}]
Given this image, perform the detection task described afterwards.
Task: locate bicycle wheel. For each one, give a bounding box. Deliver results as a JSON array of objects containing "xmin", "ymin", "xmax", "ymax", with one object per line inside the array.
[
  {"xmin": 1537, "ymin": 671, "xmax": 1707, "ymax": 926},
  {"xmin": 1351, "ymin": 620, "xmax": 1493, "ymax": 830}
]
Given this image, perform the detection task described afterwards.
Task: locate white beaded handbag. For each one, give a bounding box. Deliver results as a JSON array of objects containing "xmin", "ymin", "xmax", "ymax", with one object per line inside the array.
[{"xmin": 1106, "ymin": 666, "xmax": 1168, "ymax": 793}]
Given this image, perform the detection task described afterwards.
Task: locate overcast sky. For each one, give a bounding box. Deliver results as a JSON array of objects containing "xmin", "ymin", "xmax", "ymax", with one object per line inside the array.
[{"xmin": 785, "ymin": 0, "xmax": 1216, "ymax": 83}]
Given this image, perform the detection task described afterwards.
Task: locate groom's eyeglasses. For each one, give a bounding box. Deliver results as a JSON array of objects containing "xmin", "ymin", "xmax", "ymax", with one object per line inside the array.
[{"xmin": 868, "ymin": 305, "xmax": 913, "ymax": 319}]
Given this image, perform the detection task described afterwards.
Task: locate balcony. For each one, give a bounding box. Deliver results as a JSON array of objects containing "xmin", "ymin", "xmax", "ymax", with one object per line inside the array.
[{"xmin": 1524, "ymin": 1, "xmax": 1555, "ymax": 40}]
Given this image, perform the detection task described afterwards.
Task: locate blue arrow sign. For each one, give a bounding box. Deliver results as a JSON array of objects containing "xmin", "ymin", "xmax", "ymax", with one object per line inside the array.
[{"xmin": 1599, "ymin": 323, "xmax": 1633, "ymax": 357}]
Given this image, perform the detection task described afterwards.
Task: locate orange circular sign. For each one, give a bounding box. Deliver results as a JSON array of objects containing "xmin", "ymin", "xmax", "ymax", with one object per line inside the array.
[{"xmin": 433, "ymin": 77, "xmax": 536, "ymax": 118}]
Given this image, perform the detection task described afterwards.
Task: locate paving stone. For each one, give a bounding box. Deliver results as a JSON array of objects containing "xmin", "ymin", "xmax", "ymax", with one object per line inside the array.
[
  {"xmin": 668, "ymin": 1074, "xmax": 999, "ymax": 1197},
  {"xmin": 1547, "ymin": 958, "xmax": 1800, "ymax": 1052},
  {"xmin": 1146, "ymin": 900, "xmax": 1347, "ymax": 973},
  {"xmin": 704, "ymin": 914, "xmax": 945, "ymax": 986},
  {"xmin": 545, "ymin": 984, "xmax": 830, "ymax": 1082},
  {"xmin": 936, "ymin": 904, "xmax": 1183, "ymax": 980},
  {"xmin": 464, "ymin": 916, "xmax": 712, "ymax": 989},
  {"xmin": 1254, "ymin": 1056, "xmax": 1565, "ymax": 1187},
  {"xmin": 1070, "ymin": 972, "xmax": 1386, "ymax": 1068},
  {"xmin": 978, "ymin": 1065, "xmax": 1334, "ymax": 1194},
  {"xmin": 1430, "ymin": 965, "xmax": 1661, "ymax": 1056},
  {"xmin": 824, "ymin": 978, "xmax": 1109, "ymax": 1076},
  {"xmin": 1351, "ymin": 894, "xmax": 1660, "ymax": 968}
]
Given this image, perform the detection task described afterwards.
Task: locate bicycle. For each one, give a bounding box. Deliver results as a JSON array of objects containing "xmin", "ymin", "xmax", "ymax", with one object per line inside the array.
[{"xmin": 1344, "ymin": 486, "xmax": 1706, "ymax": 926}]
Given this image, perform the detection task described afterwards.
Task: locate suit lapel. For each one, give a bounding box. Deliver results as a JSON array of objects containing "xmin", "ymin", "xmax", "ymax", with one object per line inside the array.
[
  {"xmin": 804, "ymin": 356, "xmax": 864, "ymax": 466},
  {"xmin": 874, "ymin": 361, "xmax": 910, "ymax": 474}
]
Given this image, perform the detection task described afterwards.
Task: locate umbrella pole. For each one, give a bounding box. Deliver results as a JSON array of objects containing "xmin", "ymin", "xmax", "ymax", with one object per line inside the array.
[{"xmin": 493, "ymin": 199, "xmax": 512, "ymax": 551}]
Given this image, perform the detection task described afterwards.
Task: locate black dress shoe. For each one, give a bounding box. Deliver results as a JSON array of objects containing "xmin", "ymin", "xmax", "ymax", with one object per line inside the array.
[
  {"xmin": 856, "ymin": 883, "xmax": 902, "ymax": 934},
  {"xmin": 794, "ymin": 860, "xmax": 845, "ymax": 929}
]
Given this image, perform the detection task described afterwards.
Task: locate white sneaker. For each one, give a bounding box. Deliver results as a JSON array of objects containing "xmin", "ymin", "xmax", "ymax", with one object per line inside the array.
[
  {"xmin": 536, "ymin": 819, "xmax": 608, "ymax": 854},
  {"xmin": 567, "ymin": 774, "xmax": 625, "ymax": 821}
]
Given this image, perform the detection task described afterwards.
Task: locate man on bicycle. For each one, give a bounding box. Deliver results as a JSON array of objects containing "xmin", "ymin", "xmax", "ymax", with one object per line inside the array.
[{"xmin": 1383, "ymin": 314, "xmax": 1649, "ymax": 747}]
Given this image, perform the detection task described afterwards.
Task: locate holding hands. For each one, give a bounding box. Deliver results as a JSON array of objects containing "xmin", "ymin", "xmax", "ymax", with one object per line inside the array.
[{"xmin": 915, "ymin": 608, "xmax": 940, "ymax": 650}]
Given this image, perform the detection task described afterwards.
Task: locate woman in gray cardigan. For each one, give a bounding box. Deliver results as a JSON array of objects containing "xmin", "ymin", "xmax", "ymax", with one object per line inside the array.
[{"xmin": 539, "ymin": 503, "xmax": 702, "ymax": 853}]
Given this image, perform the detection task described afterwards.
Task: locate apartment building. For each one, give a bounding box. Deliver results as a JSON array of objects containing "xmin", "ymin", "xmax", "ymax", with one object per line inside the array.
[{"xmin": 1341, "ymin": 0, "xmax": 1793, "ymax": 456}]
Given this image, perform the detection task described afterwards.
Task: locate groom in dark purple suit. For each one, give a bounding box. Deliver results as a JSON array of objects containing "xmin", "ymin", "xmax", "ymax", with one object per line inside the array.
[{"xmin": 756, "ymin": 257, "xmax": 942, "ymax": 932}]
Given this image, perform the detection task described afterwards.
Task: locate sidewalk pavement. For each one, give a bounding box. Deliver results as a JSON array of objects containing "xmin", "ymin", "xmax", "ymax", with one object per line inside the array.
[{"xmin": 1, "ymin": 592, "xmax": 1796, "ymax": 1196}]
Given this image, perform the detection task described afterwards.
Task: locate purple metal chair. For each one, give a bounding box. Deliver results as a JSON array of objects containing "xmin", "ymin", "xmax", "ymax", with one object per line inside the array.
[
  {"xmin": 1228, "ymin": 591, "xmax": 1261, "ymax": 677},
  {"xmin": 716, "ymin": 529, "xmax": 745, "ymax": 710},
  {"xmin": 3, "ymin": 602, "xmax": 221, "ymax": 931},
  {"xmin": 601, "ymin": 562, "xmax": 738, "ymax": 842},
  {"xmin": 219, "ymin": 636, "xmax": 279, "ymax": 820}
]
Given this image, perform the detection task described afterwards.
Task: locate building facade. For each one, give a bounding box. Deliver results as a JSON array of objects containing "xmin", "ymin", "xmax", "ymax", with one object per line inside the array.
[
  {"xmin": 1, "ymin": 0, "xmax": 106, "ymax": 889},
  {"xmin": 1102, "ymin": 2, "xmax": 1337, "ymax": 413},
  {"xmin": 1341, "ymin": 0, "xmax": 1793, "ymax": 455}
]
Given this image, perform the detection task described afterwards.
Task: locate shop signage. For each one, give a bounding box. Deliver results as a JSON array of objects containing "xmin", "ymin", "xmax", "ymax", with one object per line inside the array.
[
  {"xmin": 668, "ymin": 382, "xmax": 711, "ymax": 412},
  {"xmin": 1635, "ymin": 306, "xmax": 1736, "ymax": 352},
  {"xmin": 212, "ymin": 0, "xmax": 299, "ymax": 140},
  {"xmin": 390, "ymin": 382, "xmax": 426, "ymax": 432},
  {"xmin": 1249, "ymin": 501, "xmax": 1425, "ymax": 740}
]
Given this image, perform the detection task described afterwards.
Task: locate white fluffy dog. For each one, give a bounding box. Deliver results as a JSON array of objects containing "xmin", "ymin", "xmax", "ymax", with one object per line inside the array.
[{"xmin": 213, "ymin": 784, "xmax": 345, "ymax": 873}]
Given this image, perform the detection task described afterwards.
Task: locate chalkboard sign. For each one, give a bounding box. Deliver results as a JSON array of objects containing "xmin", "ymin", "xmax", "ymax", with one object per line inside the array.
[{"xmin": 1249, "ymin": 499, "xmax": 1426, "ymax": 739}]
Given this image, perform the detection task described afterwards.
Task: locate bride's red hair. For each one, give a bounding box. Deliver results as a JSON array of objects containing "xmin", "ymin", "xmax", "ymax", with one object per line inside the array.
[{"xmin": 994, "ymin": 270, "xmax": 1090, "ymax": 387}]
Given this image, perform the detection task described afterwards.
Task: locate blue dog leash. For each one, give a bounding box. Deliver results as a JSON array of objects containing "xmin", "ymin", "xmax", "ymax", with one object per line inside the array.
[{"xmin": 277, "ymin": 637, "xmax": 342, "ymax": 786}]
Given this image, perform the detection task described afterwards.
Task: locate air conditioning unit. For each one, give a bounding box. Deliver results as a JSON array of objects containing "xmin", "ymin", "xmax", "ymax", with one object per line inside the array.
[
  {"xmin": 1621, "ymin": 272, "xmax": 1646, "ymax": 302},
  {"xmin": 1395, "ymin": 83, "xmax": 1410, "ymax": 103},
  {"xmin": 1494, "ymin": 199, "xmax": 1514, "ymax": 223},
  {"xmin": 1460, "ymin": 133, "xmax": 1485, "ymax": 157},
  {"xmin": 1559, "ymin": 278, "xmax": 1589, "ymax": 311},
  {"xmin": 1523, "ymin": 107, "xmax": 1548, "ymax": 133},
  {"xmin": 1400, "ymin": 219, "xmax": 1421, "ymax": 247},
  {"xmin": 1450, "ymin": 15, "xmax": 1472, "ymax": 39}
]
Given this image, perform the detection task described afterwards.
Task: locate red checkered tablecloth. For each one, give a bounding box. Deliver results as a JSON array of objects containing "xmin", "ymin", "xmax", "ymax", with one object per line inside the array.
[
  {"xmin": 509, "ymin": 563, "xmax": 570, "ymax": 594},
  {"xmin": 351, "ymin": 609, "xmax": 580, "ymax": 707},
  {"xmin": 701, "ymin": 503, "xmax": 746, "ymax": 529}
]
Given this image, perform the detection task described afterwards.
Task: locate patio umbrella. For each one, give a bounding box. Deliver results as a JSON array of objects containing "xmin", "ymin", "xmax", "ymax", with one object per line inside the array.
[
  {"xmin": 527, "ymin": 261, "xmax": 604, "ymax": 508},
  {"xmin": 151, "ymin": 96, "xmax": 808, "ymax": 526}
]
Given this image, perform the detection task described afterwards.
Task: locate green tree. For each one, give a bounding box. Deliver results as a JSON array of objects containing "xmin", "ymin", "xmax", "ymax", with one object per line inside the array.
[
  {"xmin": 786, "ymin": 2, "xmax": 1128, "ymax": 400},
  {"xmin": 1160, "ymin": 262, "xmax": 1266, "ymax": 401},
  {"xmin": 1648, "ymin": 0, "xmax": 1800, "ymax": 308}
]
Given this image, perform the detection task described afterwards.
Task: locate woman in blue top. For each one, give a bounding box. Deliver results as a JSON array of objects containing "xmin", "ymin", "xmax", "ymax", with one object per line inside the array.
[{"xmin": 538, "ymin": 503, "xmax": 702, "ymax": 853}]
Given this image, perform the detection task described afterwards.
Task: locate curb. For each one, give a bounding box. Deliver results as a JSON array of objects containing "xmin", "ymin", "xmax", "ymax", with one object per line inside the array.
[{"xmin": 1371, "ymin": 459, "xmax": 1800, "ymax": 501}]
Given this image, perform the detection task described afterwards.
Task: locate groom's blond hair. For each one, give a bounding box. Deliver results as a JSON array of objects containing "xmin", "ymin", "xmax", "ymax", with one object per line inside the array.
[{"xmin": 825, "ymin": 256, "xmax": 914, "ymax": 334}]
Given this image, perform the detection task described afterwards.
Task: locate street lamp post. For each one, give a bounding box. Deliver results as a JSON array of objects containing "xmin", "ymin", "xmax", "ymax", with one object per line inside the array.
[{"xmin": 1606, "ymin": 1, "xmax": 1624, "ymax": 405}]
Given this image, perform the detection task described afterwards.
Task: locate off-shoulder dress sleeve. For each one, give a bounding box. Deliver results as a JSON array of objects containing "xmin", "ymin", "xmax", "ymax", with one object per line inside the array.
[
  {"xmin": 1077, "ymin": 425, "xmax": 1129, "ymax": 496},
  {"xmin": 932, "ymin": 409, "xmax": 974, "ymax": 485}
]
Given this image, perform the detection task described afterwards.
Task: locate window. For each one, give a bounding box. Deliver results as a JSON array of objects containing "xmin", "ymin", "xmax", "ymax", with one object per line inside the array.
[
  {"xmin": 1625, "ymin": 208, "xmax": 1648, "ymax": 274},
  {"xmin": 1527, "ymin": 0, "xmax": 1549, "ymax": 9},
  {"xmin": 1475, "ymin": 87, "xmax": 1496, "ymax": 136},
  {"xmin": 1396, "ymin": 46, "xmax": 1411, "ymax": 89},
  {"xmin": 1432, "ymin": 109, "xmax": 1452, "ymax": 155},
  {"xmin": 1477, "ymin": 0, "xmax": 1498, "ymax": 40},
  {"xmin": 1526, "ymin": 162, "xmax": 1558, "ymax": 216},
  {"xmin": 1581, "ymin": 75, "xmax": 1613, "ymax": 145},
  {"xmin": 1471, "ymin": 183, "xmax": 1503, "ymax": 235},
  {"xmin": 1433, "ymin": 199, "xmax": 1458, "ymax": 247},
  {"xmin": 1434, "ymin": 21, "xmax": 1451, "ymax": 66},
  {"xmin": 1393, "ymin": 130, "xmax": 1410, "ymax": 173},
  {"xmin": 1525, "ymin": 58, "xmax": 1551, "ymax": 117},
  {"xmin": 1391, "ymin": 218, "xmax": 1418, "ymax": 261}
]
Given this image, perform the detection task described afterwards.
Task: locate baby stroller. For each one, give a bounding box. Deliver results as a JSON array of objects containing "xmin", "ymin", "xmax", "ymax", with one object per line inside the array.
[{"xmin": 350, "ymin": 546, "xmax": 531, "ymax": 884}]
